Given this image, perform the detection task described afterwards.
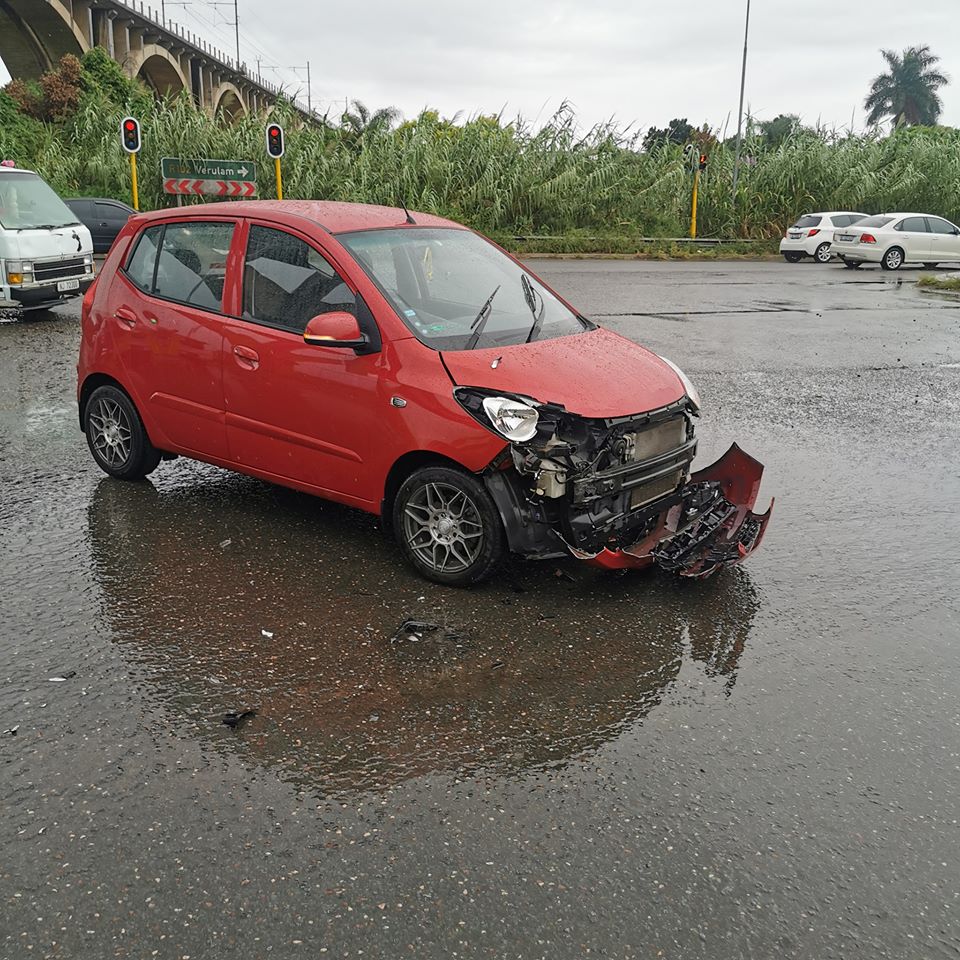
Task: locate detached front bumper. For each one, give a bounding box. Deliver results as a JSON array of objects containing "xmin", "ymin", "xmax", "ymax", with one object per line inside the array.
[{"xmin": 586, "ymin": 444, "xmax": 773, "ymax": 578}]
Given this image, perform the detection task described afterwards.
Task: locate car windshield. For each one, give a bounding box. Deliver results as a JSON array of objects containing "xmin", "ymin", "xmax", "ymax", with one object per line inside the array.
[
  {"xmin": 338, "ymin": 227, "xmax": 590, "ymax": 350},
  {"xmin": 0, "ymin": 171, "xmax": 81, "ymax": 230},
  {"xmin": 856, "ymin": 216, "xmax": 894, "ymax": 228},
  {"xmin": 793, "ymin": 215, "xmax": 822, "ymax": 228}
]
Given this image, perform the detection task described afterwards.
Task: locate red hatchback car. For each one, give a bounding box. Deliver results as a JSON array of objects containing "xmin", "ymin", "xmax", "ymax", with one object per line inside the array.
[{"xmin": 78, "ymin": 201, "xmax": 771, "ymax": 585}]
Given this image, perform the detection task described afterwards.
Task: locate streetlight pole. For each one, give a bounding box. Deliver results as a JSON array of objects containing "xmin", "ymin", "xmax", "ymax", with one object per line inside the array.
[
  {"xmin": 233, "ymin": 0, "xmax": 240, "ymax": 69},
  {"xmin": 731, "ymin": 0, "xmax": 751, "ymax": 204}
]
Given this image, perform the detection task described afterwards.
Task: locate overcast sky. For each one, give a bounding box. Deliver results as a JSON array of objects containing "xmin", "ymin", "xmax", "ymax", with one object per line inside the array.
[{"xmin": 2, "ymin": 0, "xmax": 957, "ymax": 132}]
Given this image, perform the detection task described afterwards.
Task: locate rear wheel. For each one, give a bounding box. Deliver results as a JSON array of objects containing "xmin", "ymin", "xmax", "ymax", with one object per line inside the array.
[
  {"xmin": 84, "ymin": 384, "xmax": 161, "ymax": 480},
  {"xmin": 782, "ymin": 252, "xmax": 803, "ymax": 263},
  {"xmin": 881, "ymin": 246, "xmax": 904, "ymax": 271},
  {"xmin": 814, "ymin": 242, "xmax": 832, "ymax": 264},
  {"xmin": 393, "ymin": 466, "xmax": 505, "ymax": 586}
]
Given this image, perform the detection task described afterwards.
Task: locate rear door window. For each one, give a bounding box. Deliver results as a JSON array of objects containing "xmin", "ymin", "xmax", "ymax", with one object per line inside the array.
[
  {"xmin": 895, "ymin": 217, "xmax": 928, "ymax": 232},
  {"xmin": 153, "ymin": 222, "xmax": 235, "ymax": 311},
  {"xmin": 242, "ymin": 225, "xmax": 356, "ymax": 335}
]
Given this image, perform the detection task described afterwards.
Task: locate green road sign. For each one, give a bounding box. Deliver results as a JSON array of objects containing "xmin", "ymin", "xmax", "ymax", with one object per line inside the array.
[{"xmin": 160, "ymin": 157, "xmax": 258, "ymax": 197}]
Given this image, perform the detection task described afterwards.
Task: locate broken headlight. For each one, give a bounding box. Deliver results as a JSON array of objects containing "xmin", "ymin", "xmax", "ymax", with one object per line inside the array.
[
  {"xmin": 658, "ymin": 356, "xmax": 701, "ymax": 412},
  {"xmin": 454, "ymin": 388, "xmax": 540, "ymax": 443}
]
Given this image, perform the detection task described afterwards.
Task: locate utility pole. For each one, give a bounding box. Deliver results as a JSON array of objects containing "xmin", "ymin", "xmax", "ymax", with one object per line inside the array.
[
  {"xmin": 731, "ymin": 0, "xmax": 751, "ymax": 204},
  {"xmin": 233, "ymin": 0, "xmax": 240, "ymax": 69},
  {"xmin": 306, "ymin": 60, "xmax": 312, "ymax": 115}
]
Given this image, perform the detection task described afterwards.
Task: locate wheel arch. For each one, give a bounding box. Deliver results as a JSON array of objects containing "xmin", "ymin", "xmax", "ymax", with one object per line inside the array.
[
  {"xmin": 381, "ymin": 450, "xmax": 476, "ymax": 520},
  {"xmin": 78, "ymin": 373, "xmax": 129, "ymax": 430}
]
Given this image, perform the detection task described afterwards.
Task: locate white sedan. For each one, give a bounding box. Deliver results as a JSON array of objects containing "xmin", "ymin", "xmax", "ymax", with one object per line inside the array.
[
  {"xmin": 779, "ymin": 211, "xmax": 867, "ymax": 264},
  {"xmin": 830, "ymin": 213, "xmax": 960, "ymax": 270}
]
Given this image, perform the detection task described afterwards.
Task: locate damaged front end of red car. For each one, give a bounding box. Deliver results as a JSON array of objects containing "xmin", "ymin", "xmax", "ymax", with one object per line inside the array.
[{"xmin": 474, "ymin": 392, "xmax": 772, "ymax": 579}]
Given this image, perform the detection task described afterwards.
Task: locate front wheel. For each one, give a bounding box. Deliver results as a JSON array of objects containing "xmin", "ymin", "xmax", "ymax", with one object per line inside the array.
[
  {"xmin": 814, "ymin": 242, "xmax": 832, "ymax": 264},
  {"xmin": 881, "ymin": 246, "xmax": 904, "ymax": 271},
  {"xmin": 84, "ymin": 384, "xmax": 161, "ymax": 480},
  {"xmin": 782, "ymin": 252, "xmax": 803, "ymax": 263},
  {"xmin": 393, "ymin": 466, "xmax": 506, "ymax": 585}
]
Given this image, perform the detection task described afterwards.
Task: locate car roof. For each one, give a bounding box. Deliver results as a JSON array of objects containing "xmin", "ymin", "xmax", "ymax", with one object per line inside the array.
[
  {"xmin": 801, "ymin": 211, "xmax": 867, "ymax": 217},
  {"xmin": 0, "ymin": 166, "xmax": 38, "ymax": 175},
  {"xmin": 130, "ymin": 200, "xmax": 465, "ymax": 234}
]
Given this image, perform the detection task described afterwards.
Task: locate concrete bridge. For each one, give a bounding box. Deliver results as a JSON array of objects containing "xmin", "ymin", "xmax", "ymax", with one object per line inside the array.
[{"xmin": 0, "ymin": 0, "xmax": 308, "ymax": 120}]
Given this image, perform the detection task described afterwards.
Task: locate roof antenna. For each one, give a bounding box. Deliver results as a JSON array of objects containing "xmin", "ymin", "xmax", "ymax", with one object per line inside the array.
[{"xmin": 399, "ymin": 199, "xmax": 416, "ymax": 225}]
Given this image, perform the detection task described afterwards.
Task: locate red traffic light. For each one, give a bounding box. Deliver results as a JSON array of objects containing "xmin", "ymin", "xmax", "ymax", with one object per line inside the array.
[
  {"xmin": 698, "ymin": 154, "xmax": 708, "ymax": 171},
  {"xmin": 120, "ymin": 116, "xmax": 141, "ymax": 154},
  {"xmin": 266, "ymin": 122, "xmax": 285, "ymax": 159}
]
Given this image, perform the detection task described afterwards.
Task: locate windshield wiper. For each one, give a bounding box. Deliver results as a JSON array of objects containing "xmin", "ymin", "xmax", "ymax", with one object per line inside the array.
[
  {"xmin": 520, "ymin": 274, "xmax": 545, "ymax": 344},
  {"xmin": 464, "ymin": 284, "xmax": 500, "ymax": 350}
]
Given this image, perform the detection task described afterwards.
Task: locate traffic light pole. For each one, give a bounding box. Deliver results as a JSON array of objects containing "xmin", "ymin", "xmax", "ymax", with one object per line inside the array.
[
  {"xmin": 690, "ymin": 167, "xmax": 699, "ymax": 239},
  {"xmin": 274, "ymin": 157, "xmax": 283, "ymax": 200},
  {"xmin": 129, "ymin": 153, "xmax": 139, "ymax": 211}
]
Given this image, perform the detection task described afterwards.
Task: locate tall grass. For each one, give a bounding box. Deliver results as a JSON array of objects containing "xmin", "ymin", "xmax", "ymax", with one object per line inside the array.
[{"xmin": 5, "ymin": 87, "xmax": 960, "ymax": 243}]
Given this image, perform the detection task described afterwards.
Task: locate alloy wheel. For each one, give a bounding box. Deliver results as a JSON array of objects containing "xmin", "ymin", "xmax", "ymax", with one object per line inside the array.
[
  {"xmin": 401, "ymin": 481, "xmax": 485, "ymax": 574},
  {"xmin": 88, "ymin": 396, "xmax": 133, "ymax": 467}
]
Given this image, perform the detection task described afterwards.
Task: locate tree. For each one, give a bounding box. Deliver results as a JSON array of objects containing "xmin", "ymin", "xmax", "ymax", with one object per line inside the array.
[
  {"xmin": 642, "ymin": 117, "xmax": 695, "ymax": 151},
  {"xmin": 341, "ymin": 99, "xmax": 401, "ymax": 137},
  {"xmin": 864, "ymin": 45, "xmax": 948, "ymax": 127},
  {"xmin": 758, "ymin": 114, "xmax": 801, "ymax": 147}
]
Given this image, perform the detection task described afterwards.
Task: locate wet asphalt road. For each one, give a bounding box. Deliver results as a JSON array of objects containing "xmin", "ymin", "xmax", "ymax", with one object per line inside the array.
[{"xmin": 2, "ymin": 259, "xmax": 959, "ymax": 959}]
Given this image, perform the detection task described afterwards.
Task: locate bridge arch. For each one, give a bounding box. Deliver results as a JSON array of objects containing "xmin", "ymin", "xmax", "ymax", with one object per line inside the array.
[
  {"xmin": 135, "ymin": 47, "xmax": 187, "ymax": 97},
  {"xmin": 0, "ymin": 0, "xmax": 87, "ymax": 80},
  {"xmin": 213, "ymin": 82, "xmax": 246, "ymax": 122}
]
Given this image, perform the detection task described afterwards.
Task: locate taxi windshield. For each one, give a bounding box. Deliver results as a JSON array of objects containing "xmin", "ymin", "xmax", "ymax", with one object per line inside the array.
[
  {"xmin": 0, "ymin": 171, "xmax": 81, "ymax": 230},
  {"xmin": 338, "ymin": 227, "xmax": 590, "ymax": 350}
]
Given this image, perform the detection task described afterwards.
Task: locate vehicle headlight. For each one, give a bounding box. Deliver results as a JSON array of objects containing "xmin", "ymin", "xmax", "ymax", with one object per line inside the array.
[
  {"xmin": 482, "ymin": 396, "xmax": 539, "ymax": 442},
  {"xmin": 454, "ymin": 388, "xmax": 541, "ymax": 443},
  {"xmin": 5, "ymin": 260, "xmax": 32, "ymax": 285},
  {"xmin": 659, "ymin": 356, "xmax": 702, "ymax": 412}
]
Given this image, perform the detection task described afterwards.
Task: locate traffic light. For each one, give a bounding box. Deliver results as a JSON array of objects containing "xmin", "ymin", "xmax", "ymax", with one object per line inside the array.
[
  {"xmin": 266, "ymin": 123, "xmax": 285, "ymax": 159},
  {"xmin": 698, "ymin": 153, "xmax": 708, "ymax": 171},
  {"xmin": 120, "ymin": 116, "xmax": 141, "ymax": 154}
]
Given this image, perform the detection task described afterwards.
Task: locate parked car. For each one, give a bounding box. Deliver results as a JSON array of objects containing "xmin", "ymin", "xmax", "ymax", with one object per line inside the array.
[
  {"xmin": 830, "ymin": 212, "xmax": 960, "ymax": 270},
  {"xmin": 0, "ymin": 165, "xmax": 95, "ymax": 311},
  {"xmin": 77, "ymin": 201, "xmax": 772, "ymax": 585},
  {"xmin": 779, "ymin": 211, "xmax": 867, "ymax": 264},
  {"xmin": 66, "ymin": 197, "xmax": 136, "ymax": 254}
]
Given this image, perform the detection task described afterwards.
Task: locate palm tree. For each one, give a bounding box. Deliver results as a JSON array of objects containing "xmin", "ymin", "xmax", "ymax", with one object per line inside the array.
[
  {"xmin": 341, "ymin": 100, "xmax": 401, "ymax": 137},
  {"xmin": 864, "ymin": 46, "xmax": 948, "ymax": 127}
]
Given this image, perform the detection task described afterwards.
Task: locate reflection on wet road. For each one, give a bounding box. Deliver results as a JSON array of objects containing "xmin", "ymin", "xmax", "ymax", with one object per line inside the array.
[{"xmin": 2, "ymin": 262, "xmax": 959, "ymax": 958}]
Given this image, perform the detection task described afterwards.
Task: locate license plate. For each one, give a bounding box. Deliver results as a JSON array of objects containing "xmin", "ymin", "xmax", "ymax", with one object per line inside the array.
[
  {"xmin": 57, "ymin": 279, "xmax": 80, "ymax": 292},
  {"xmin": 837, "ymin": 234, "xmax": 854, "ymax": 242},
  {"xmin": 788, "ymin": 232, "xmax": 801, "ymax": 239}
]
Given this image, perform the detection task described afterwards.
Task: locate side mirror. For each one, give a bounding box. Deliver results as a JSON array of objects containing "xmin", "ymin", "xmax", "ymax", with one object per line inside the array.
[{"xmin": 303, "ymin": 311, "xmax": 368, "ymax": 350}]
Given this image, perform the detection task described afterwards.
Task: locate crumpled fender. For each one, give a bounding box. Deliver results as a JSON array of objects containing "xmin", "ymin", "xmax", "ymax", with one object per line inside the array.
[{"xmin": 587, "ymin": 443, "xmax": 773, "ymax": 578}]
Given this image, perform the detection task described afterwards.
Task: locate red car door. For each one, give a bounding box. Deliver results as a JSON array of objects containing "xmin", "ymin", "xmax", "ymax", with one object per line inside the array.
[
  {"xmin": 106, "ymin": 218, "xmax": 236, "ymax": 459},
  {"xmin": 221, "ymin": 220, "xmax": 384, "ymax": 507}
]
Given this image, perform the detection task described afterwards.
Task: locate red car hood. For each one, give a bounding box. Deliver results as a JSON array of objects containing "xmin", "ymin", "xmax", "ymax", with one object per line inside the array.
[{"xmin": 440, "ymin": 327, "xmax": 685, "ymax": 418}]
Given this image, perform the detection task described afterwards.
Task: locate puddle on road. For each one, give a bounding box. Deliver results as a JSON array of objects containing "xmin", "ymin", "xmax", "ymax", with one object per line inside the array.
[{"xmin": 87, "ymin": 474, "xmax": 761, "ymax": 798}]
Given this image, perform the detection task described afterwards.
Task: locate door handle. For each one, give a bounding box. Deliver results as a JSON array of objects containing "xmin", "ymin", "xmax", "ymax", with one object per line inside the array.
[
  {"xmin": 115, "ymin": 306, "xmax": 137, "ymax": 326},
  {"xmin": 233, "ymin": 344, "xmax": 260, "ymax": 369}
]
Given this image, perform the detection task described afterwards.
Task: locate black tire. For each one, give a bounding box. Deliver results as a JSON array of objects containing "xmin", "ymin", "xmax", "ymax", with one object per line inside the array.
[
  {"xmin": 84, "ymin": 384, "xmax": 162, "ymax": 480},
  {"xmin": 393, "ymin": 465, "xmax": 506, "ymax": 586},
  {"xmin": 782, "ymin": 252, "xmax": 803, "ymax": 263},
  {"xmin": 814, "ymin": 242, "xmax": 832, "ymax": 264},
  {"xmin": 923, "ymin": 263, "xmax": 938, "ymax": 269},
  {"xmin": 842, "ymin": 259, "xmax": 862, "ymax": 269},
  {"xmin": 881, "ymin": 246, "xmax": 904, "ymax": 271}
]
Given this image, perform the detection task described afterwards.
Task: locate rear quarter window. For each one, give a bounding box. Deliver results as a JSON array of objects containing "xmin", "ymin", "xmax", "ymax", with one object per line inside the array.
[{"xmin": 123, "ymin": 225, "xmax": 162, "ymax": 292}]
